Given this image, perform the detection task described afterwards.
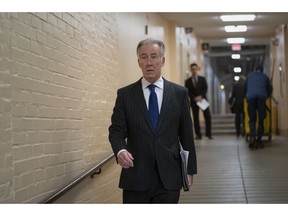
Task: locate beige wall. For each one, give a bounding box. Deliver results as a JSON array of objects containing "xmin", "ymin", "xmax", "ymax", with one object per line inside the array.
[
  {"xmin": 271, "ymin": 24, "xmax": 288, "ymax": 135},
  {"xmin": 117, "ymin": 13, "xmax": 201, "ymax": 87},
  {"xmin": 117, "ymin": 12, "xmax": 172, "ymax": 87}
]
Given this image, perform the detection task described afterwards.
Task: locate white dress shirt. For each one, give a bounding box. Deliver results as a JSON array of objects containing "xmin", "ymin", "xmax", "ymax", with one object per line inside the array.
[{"xmin": 141, "ymin": 76, "xmax": 164, "ymax": 112}]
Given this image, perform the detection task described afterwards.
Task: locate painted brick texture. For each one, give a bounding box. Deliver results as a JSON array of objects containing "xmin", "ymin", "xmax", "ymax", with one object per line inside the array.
[{"xmin": 0, "ymin": 12, "xmax": 119, "ymax": 203}]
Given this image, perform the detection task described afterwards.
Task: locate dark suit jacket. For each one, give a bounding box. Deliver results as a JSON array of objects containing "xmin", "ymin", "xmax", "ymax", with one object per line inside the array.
[
  {"xmin": 185, "ymin": 75, "xmax": 208, "ymax": 105},
  {"xmin": 109, "ymin": 77, "xmax": 197, "ymax": 191},
  {"xmin": 229, "ymin": 82, "xmax": 245, "ymax": 113}
]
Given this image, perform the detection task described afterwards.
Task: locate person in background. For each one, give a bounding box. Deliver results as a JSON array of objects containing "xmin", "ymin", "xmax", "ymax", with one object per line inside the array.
[
  {"xmin": 185, "ymin": 63, "xmax": 213, "ymax": 140},
  {"xmin": 108, "ymin": 38, "xmax": 197, "ymax": 203},
  {"xmin": 228, "ymin": 75, "xmax": 246, "ymax": 137},
  {"xmin": 243, "ymin": 65, "xmax": 272, "ymax": 148}
]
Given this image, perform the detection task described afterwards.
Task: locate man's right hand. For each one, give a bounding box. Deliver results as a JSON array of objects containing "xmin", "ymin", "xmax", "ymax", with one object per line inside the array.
[
  {"xmin": 117, "ymin": 151, "xmax": 134, "ymax": 168},
  {"xmin": 194, "ymin": 96, "xmax": 202, "ymax": 102}
]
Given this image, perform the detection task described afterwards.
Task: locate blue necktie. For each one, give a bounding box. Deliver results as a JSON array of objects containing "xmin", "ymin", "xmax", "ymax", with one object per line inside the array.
[{"xmin": 148, "ymin": 84, "xmax": 159, "ymax": 130}]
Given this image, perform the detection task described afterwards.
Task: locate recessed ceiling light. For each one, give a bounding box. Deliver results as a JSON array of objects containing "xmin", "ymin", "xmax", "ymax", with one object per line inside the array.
[
  {"xmin": 225, "ymin": 25, "xmax": 247, "ymax": 32},
  {"xmin": 234, "ymin": 76, "xmax": 240, "ymax": 81},
  {"xmin": 227, "ymin": 37, "xmax": 245, "ymax": 44},
  {"xmin": 234, "ymin": 67, "xmax": 242, "ymax": 73},
  {"xmin": 231, "ymin": 54, "xmax": 241, "ymax": 59},
  {"xmin": 220, "ymin": 14, "xmax": 256, "ymax": 22}
]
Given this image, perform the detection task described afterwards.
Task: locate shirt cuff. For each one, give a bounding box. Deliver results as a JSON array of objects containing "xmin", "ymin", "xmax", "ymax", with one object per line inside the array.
[{"xmin": 117, "ymin": 149, "xmax": 127, "ymax": 157}]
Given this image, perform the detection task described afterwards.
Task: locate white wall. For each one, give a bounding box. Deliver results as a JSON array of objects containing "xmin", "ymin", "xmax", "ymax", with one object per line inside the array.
[{"xmin": 0, "ymin": 12, "xmax": 119, "ymax": 203}]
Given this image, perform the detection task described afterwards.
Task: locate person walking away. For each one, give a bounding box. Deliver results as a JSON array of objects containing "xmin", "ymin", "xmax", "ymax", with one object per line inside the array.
[
  {"xmin": 185, "ymin": 63, "xmax": 213, "ymax": 140},
  {"xmin": 228, "ymin": 75, "xmax": 246, "ymax": 137},
  {"xmin": 243, "ymin": 65, "xmax": 273, "ymax": 148},
  {"xmin": 108, "ymin": 38, "xmax": 197, "ymax": 203}
]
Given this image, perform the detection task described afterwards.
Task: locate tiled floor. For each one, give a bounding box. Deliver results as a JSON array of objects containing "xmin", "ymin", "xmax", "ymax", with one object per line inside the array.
[{"xmin": 179, "ymin": 135, "xmax": 288, "ymax": 204}]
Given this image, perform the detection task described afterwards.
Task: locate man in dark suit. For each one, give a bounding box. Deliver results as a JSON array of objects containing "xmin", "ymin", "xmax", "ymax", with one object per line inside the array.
[
  {"xmin": 228, "ymin": 75, "xmax": 246, "ymax": 137},
  {"xmin": 109, "ymin": 38, "xmax": 197, "ymax": 203},
  {"xmin": 185, "ymin": 63, "xmax": 213, "ymax": 140}
]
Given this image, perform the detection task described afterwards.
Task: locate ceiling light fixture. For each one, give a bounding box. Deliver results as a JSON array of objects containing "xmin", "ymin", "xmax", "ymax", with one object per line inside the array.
[
  {"xmin": 225, "ymin": 25, "xmax": 247, "ymax": 32},
  {"xmin": 227, "ymin": 37, "xmax": 245, "ymax": 44},
  {"xmin": 231, "ymin": 54, "xmax": 241, "ymax": 59},
  {"xmin": 234, "ymin": 67, "xmax": 242, "ymax": 73},
  {"xmin": 220, "ymin": 14, "xmax": 256, "ymax": 22}
]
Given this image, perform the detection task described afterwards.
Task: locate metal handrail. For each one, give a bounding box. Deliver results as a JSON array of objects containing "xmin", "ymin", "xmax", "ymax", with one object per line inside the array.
[{"xmin": 40, "ymin": 153, "xmax": 115, "ymax": 203}]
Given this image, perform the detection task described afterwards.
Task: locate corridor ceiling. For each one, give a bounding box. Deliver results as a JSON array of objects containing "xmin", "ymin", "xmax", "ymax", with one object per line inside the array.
[
  {"xmin": 159, "ymin": 12, "xmax": 288, "ymax": 46},
  {"xmin": 159, "ymin": 12, "xmax": 288, "ymax": 90}
]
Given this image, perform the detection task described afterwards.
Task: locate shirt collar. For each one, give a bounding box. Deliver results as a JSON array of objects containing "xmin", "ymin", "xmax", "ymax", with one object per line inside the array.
[{"xmin": 142, "ymin": 76, "xmax": 164, "ymax": 90}]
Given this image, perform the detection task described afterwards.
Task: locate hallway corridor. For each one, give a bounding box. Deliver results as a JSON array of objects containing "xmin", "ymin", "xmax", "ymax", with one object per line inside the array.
[{"xmin": 179, "ymin": 135, "xmax": 288, "ymax": 204}]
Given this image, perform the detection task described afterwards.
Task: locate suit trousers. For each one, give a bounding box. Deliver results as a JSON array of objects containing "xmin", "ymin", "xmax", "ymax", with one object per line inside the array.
[
  {"xmin": 191, "ymin": 102, "xmax": 211, "ymax": 137},
  {"xmin": 122, "ymin": 163, "xmax": 180, "ymax": 203},
  {"xmin": 247, "ymin": 98, "xmax": 267, "ymax": 139},
  {"xmin": 235, "ymin": 109, "xmax": 244, "ymax": 136}
]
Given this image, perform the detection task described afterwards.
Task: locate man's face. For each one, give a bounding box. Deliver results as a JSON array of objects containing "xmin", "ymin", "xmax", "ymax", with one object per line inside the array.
[
  {"xmin": 190, "ymin": 65, "xmax": 198, "ymax": 77},
  {"xmin": 138, "ymin": 43, "xmax": 165, "ymax": 83}
]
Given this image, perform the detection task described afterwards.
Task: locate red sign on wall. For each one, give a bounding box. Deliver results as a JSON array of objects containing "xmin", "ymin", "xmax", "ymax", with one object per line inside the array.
[{"xmin": 232, "ymin": 44, "xmax": 241, "ymax": 51}]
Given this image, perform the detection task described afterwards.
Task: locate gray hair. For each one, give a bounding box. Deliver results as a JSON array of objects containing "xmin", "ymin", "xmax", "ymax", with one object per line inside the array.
[{"xmin": 136, "ymin": 38, "xmax": 165, "ymax": 58}]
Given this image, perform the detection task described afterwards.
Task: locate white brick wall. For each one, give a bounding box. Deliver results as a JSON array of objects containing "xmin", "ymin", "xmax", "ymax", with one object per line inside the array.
[
  {"xmin": 0, "ymin": 12, "xmax": 119, "ymax": 203},
  {"xmin": 0, "ymin": 13, "xmax": 13, "ymax": 203}
]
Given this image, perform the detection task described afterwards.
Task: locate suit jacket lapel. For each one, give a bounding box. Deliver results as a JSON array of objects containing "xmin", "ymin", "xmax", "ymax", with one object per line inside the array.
[{"xmin": 158, "ymin": 79, "xmax": 171, "ymax": 127}]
